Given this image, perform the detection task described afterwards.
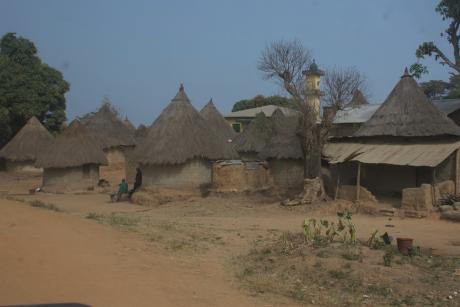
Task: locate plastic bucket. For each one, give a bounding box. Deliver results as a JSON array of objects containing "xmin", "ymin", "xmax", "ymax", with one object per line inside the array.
[{"xmin": 397, "ymin": 238, "xmax": 413, "ymax": 255}]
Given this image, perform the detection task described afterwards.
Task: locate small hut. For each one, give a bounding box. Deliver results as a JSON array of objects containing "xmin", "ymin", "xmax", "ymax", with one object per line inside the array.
[
  {"xmin": 123, "ymin": 116, "xmax": 136, "ymax": 133},
  {"xmin": 80, "ymin": 104, "xmax": 136, "ymax": 184},
  {"xmin": 260, "ymin": 109, "xmax": 304, "ymax": 191},
  {"xmin": 0, "ymin": 117, "xmax": 53, "ymax": 172},
  {"xmin": 133, "ymin": 84, "xmax": 229, "ymax": 188},
  {"xmin": 134, "ymin": 124, "xmax": 148, "ymax": 144},
  {"xmin": 345, "ymin": 89, "xmax": 369, "ymax": 108},
  {"xmin": 233, "ymin": 112, "xmax": 274, "ymax": 161},
  {"xmin": 35, "ymin": 120, "xmax": 108, "ymax": 191},
  {"xmin": 200, "ymin": 98, "xmax": 236, "ymax": 142},
  {"xmin": 324, "ymin": 69, "xmax": 460, "ymax": 208}
]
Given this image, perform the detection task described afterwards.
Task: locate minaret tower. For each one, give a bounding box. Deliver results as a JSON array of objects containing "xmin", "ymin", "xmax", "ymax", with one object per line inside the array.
[{"xmin": 303, "ymin": 60, "xmax": 324, "ymax": 119}]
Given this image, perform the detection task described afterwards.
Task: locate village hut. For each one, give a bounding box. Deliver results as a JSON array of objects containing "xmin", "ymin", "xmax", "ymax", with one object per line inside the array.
[
  {"xmin": 200, "ymin": 98, "xmax": 236, "ymax": 141},
  {"xmin": 79, "ymin": 104, "xmax": 136, "ymax": 184},
  {"xmin": 0, "ymin": 117, "xmax": 53, "ymax": 172},
  {"xmin": 134, "ymin": 124, "xmax": 148, "ymax": 144},
  {"xmin": 233, "ymin": 112, "xmax": 274, "ymax": 161},
  {"xmin": 260, "ymin": 109, "xmax": 304, "ymax": 191},
  {"xmin": 35, "ymin": 120, "xmax": 108, "ymax": 191},
  {"xmin": 123, "ymin": 116, "xmax": 136, "ymax": 133},
  {"xmin": 133, "ymin": 84, "xmax": 230, "ymax": 188},
  {"xmin": 345, "ymin": 89, "xmax": 369, "ymax": 108},
  {"xmin": 324, "ymin": 69, "xmax": 460, "ymax": 209}
]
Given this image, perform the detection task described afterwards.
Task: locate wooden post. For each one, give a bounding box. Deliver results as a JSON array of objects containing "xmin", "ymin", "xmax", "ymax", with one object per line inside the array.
[
  {"xmin": 356, "ymin": 162, "xmax": 361, "ymax": 202},
  {"xmin": 334, "ymin": 166, "xmax": 340, "ymax": 200},
  {"xmin": 432, "ymin": 168, "xmax": 436, "ymax": 206},
  {"xmin": 456, "ymin": 149, "xmax": 460, "ymax": 194}
]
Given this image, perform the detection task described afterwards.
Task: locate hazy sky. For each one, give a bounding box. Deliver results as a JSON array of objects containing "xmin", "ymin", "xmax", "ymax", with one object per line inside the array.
[{"xmin": 0, "ymin": 0, "xmax": 454, "ymax": 126}]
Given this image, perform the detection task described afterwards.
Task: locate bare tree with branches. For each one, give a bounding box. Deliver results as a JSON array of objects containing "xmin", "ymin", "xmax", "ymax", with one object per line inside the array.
[
  {"xmin": 258, "ymin": 39, "xmax": 326, "ymax": 179},
  {"xmin": 322, "ymin": 66, "xmax": 369, "ymax": 110}
]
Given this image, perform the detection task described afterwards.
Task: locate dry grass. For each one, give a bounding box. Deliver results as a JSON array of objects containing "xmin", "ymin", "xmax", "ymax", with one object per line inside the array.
[
  {"xmin": 234, "ymin": 231, "xmax": 460, "ymax": 306},
  {"xmin": 29, "ymin": 200, "xmax": 63, "ymax": 212}
]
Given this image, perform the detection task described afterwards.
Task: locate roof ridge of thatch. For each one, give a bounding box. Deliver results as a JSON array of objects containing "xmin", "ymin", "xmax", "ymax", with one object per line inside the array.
[
  {"xmin": 346, "ymin": 89, "xmax": 369, "ymax": 108},
  {"xmin": 35, "ymin": 120, "xmax": 108, "ymax": 168},
  {"xmin": 123, "ymin": 116, "xmax": 136, "ymax": 132},
  {"xmin": 200, "ymin": 98, "xmax": 237, "ymax": 139},
  {"xmin": 0, "ymin": 116, "xmax": 54, "ymax": 162},
  {"xmin": 233, "ymin": 112, "xmax": 274, "ymax": 154},
  {"xmin": 79, "ymin": 103, "xmax": 136, "ymax": 149},
  {"xmin": 134, "ymin": 85, "xmax": 234, "ymax": 165},
  {"xmin": 259, "ymin": 110, "xmax": 303, "ymax": 160},
  {"xmin": 354, "ymin": 68, "xmax": 460, "ymax": 137},
  {"xmin": 172, "ymin": 83, "xmax": 190, "ymax": 102}
]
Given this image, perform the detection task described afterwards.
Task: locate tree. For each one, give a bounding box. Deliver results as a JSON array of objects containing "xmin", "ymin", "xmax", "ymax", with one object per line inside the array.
[
  {"xmin": 410, "ymin": 0, "xmax": 460, "ymax": 75},
  {"xmin": 232, "ymin": 95, "xmax": 295, "ymax": 112},
  {"xmin": 0, "ymin": 33, "xmax": 69, "ymax": 147},
  {"xmin": 410, "ymin": 1, "xmax": 460, "ymax": 99},
  {"xmin": 420, "ymin": 80, "xmax": 451, "ymax": 99},
  {"xmin": 322, "ymin": 66, "xmax": 369, "ymax": 110},
  {"xmin": 258, "ymin": 39, "xmax": 326, "ymax": 179}
]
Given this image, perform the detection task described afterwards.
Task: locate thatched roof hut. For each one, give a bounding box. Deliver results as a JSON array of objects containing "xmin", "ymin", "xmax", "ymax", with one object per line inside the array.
[
  {"xmin": 354, "ymin": 69, "xmax": 460, "ymax": 137},
  {"xmin": 0, "ymin": 117, "xmax": 53, "ymax": 163},
  {"xmin": 36, "ymin": 120, "xmax": 108, "ymax": 169},
  {"xmin": 79, "ymin": 104, "xmax": 136, "ymax": 150},
  {"xmin": 134, "ymin": 124, "xmax": 148, "ymax": 143},
  {"xmin": 200, "ymin": 99, "xmax": 236, "ymax": 141},
  {"xmin": 260, "ymin": 109, "xmax": 303, "ymax": 160},
  {"xmin": 134, "ymin": 84, "xmax": 230, "ymax": 165},
  {"xmin": 233, "ymin": 112, "xmax": 273, "ymax": 157},
  {"xmin": 123, "ymin": 116, "xmax": 136, "ymax": 133},
  {"xmin": 345, "ymin": 90, "xmax": 369, "ymax": 108}
]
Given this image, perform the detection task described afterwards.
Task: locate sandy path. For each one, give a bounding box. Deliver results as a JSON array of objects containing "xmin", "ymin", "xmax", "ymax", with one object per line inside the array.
[{"xmin": 0, "ymin": 199, "xmax": 261, "ymax": 307}]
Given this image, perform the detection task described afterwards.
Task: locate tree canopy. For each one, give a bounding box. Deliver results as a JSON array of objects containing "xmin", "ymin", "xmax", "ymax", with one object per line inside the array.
[
  {"xmin": 0, "ymin": 32, "xmax": 69, "ymax": 147},
  {"xmin": 231, "ymin": 95, "xmax": 295, "ymax": 112},
  {"xmin": 410, "ymin": 1, "xmax": 460, "ymax": 100}
]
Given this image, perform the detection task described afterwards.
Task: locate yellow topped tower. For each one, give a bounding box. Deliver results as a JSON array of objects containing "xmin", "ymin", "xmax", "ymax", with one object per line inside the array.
[{"xmin": 303, "ymin": 60, "xmax": 324, "ymax": 119}]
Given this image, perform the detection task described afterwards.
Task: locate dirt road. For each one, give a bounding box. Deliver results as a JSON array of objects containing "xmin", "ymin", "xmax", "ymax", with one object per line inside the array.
[{"xmin": 0, "ymin": 199, "xmax": 261, "ymax": 307}]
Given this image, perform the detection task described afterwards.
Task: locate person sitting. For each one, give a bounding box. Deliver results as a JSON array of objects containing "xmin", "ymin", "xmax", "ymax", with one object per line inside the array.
[
  {"xmin": 128, "ymin": 168, "xmax": 142, "ymax": 199},
  {"xmin": 111, "ymin": 178, "xmax": 128, "ymax": 202}
]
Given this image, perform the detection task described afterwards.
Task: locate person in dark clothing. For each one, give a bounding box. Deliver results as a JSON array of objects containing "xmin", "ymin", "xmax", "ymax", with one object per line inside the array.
[{"xmin": 128, "ymin": 168, "xmax": 142, "ymax": 199}]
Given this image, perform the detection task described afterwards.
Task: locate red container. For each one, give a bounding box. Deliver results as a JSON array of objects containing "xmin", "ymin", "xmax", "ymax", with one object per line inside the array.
[{"xmin": 397, "ymin": 238, "xmax": 413, "ymax": 255}]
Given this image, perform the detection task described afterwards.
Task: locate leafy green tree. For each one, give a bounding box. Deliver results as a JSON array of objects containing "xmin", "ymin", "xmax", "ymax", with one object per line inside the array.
[
  {"xmin": 410, "ymin": 1, "xmax": 460, "ymax": 100},
  {"xmin": 0, "ymin": 32, "xmax": 69, "ymax": 146},
  {"xmin": 410, "ymin": 0, "xmax": 460, "ymax": 75},
  {"xmin": 231, "ymin": 95, "xmax": 295, "ymax": 112},
  {"xmin": 420, "ymin": 80, "xmax": 451, "ymax": 99}
]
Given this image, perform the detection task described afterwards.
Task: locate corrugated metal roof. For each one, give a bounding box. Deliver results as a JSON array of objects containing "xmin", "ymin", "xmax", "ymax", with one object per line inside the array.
[
  {"xmin": 225, "ymin": 105, "xmax": 299, "ymax": 118},
  {"xmin": 432, "ymin": 99, "xmax": 460, "ymax": 115},
  {"xmin": 323, "ymin": 141, "xmax": 460, "ymax": 167},
  {"xmin": 333, "ymin": 99, "xmax": 460, "ymax": 124},
  {"xmin": 333, "ymin": 104, "xmax": 381, "ymax": 124}
]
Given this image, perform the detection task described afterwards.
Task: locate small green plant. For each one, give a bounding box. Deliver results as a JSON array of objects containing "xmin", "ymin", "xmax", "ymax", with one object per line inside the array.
[
  {"xmin": 383, "ymin": 248, "xmax": 395, "ymax": 267},
  {"xmin": 367, "ymin": 229, "xmax": 385, "ymax": 249}
]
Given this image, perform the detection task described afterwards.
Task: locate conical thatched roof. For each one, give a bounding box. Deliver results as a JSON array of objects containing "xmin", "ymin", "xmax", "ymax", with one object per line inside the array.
[
  {"xmin": 0, "ymin": 117, "xmax": 53, "ymax": 162},
  {"xmin": 134, "ymin": 84, "xmax": 231, "ymax": 165},
  {"xmin": 345, "ymin": 90, "xmax": 369, "ymax": 108},
  {"xmin": 355, "ymin": 69, "xmax": 460, "ymax": 137},
  {"xmin": 260, "ymin": 109, "xmax": 303, "ymax": 160},
  {"xmin": 36, "ymin": 120, "xmax": 108, "ymax": 168},
  {"xmin": 123, "ymin": 116, "xmax": 136, "ymax": 133},
  {"xmin": 79, "ymin": 104, "xmax": 136, "ymax": 149},
  {"xmin": 200, "ymin": 99, "xmax": 236, "ymax": 141},
  {"xmin": 233, "ymin": 112, "xmax": 274, "ymax": 154},
  {"xmin": 134, "ymin": 124, "xmax": 148, "ymax": 144}
]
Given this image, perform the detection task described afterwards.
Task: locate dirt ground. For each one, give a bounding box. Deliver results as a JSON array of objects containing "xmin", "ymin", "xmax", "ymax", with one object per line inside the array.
[{"xmin": 1, "ymin": 171, "xmax": 460, "ymax": 306}]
